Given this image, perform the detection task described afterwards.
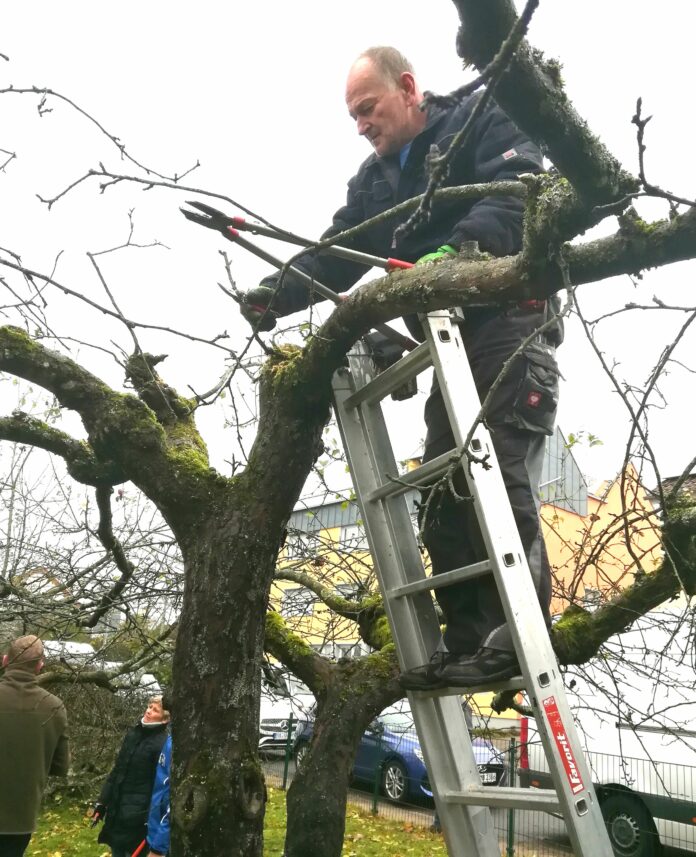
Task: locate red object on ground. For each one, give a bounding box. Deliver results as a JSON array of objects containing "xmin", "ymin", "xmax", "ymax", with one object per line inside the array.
[{"xmin": 131, "ymin": 839, "xmax": 147, "ymax": 857}]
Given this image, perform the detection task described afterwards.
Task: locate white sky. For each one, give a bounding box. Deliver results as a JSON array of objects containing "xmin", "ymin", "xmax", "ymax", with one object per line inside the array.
[{"xmin": 2, "ymin": 1, "xmax": 695, "ymax": 492}]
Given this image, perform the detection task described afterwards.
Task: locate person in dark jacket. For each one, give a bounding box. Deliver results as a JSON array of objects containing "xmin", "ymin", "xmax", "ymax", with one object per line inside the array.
[
  {"xmin": 94, "ymin": 695, "xmax": 169, "ymax": 857},
  {"xmin": 0, "ymin": 635, "xmax": 70, "ymax": 857},
  {"xmin": 240, "ymin": 47, "xmax": 560, "ymax": 689}
]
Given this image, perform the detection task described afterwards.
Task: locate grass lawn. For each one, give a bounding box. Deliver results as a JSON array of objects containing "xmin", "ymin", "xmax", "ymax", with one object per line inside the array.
[{"xmin": 29, "ymin": 788, "xmax": 449, "ymax": 856}]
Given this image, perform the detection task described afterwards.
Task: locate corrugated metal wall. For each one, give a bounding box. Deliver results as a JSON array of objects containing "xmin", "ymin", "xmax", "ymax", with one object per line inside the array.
[{"xmin": 289, "ymin": 426, "xmax": 587, "ymax": 533}]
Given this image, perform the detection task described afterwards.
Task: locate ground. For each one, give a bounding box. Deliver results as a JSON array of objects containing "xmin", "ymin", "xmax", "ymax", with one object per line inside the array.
[{"xmin": 29, "ymin": 791, "xmax": 553, "ymax": 857}]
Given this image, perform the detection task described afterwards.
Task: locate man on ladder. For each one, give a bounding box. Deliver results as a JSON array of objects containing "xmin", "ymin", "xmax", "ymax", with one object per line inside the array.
[{"xmin": 239, "ymin": 46, "xmax": 562, "ymax": 689}]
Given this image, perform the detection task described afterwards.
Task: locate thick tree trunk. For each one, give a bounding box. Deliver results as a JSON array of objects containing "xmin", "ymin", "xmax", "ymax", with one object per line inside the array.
[
  {"xmin": 284, "ymin": 721, "xmax": 355, "ymax": 857},
  {"xmin": 284, "ymin": 657, "xmax": 401, "ymax": 857},
  {"xmin": 170, "ymin": 515, "xmax": 277, "ymax": 857},
  {"xmin": 166, "ymin": 350, "xmax": 331, "ymax": 856}
]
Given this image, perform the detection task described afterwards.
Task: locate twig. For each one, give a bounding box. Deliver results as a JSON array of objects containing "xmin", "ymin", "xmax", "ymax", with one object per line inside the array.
[
  {"xmin": 395, "ymin": 0, "xmax": 540, "ymax": 242},
  {"xmin": 632, "ymin": 98, "xmax": 696, "ymax": 209},
  {"xmin": 0, "ymin": 86, "xmax": 198, "ymax": 185},
  {"xmin": 0, "ymin": 257, "xmax": 237, "ymax": 354}
]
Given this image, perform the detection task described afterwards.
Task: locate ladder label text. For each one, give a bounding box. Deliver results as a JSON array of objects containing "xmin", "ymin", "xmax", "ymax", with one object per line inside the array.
[{"xmin": 543, "ymin": 695, "xmax": 585, "ymax": 795}]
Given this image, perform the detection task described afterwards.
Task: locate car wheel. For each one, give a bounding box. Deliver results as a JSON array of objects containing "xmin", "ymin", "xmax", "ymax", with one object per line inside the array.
[
  {"xmin": 600, "ymin": 792, "xmax": 659, "ymax": 857},
  {"xmin": 382, "ymin": 759, "xmax": 409, "ymax": 803},
  {"xmin": 294, "ymin": 742, "xmax": 309, "ymax": 769}
]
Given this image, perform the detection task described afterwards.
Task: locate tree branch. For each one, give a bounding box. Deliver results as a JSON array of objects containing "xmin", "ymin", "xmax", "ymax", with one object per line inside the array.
[
  {"xmin": 552, "ymin": 504, "xmax": 696, "ymax": 665},
  {"xmin": 80, "ymin": 486, "xmax": 137, "ymax": 628},
  {"xmin": 0, "ymin": 412, "xmax": 124, "ymax": 486},
  {"xmin": 0, "ymin": 327, "xmax": 225, "ymax": 520},
  {"xmin": 451, "ymin": 0, "xmax": 638, "ymax": 206},
  {"xmin": 264, "ymin": 610, "xmax": 332, "ymax": 697}
]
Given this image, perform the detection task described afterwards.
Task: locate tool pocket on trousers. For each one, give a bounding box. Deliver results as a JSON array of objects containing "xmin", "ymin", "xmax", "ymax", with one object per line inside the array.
[{"xmin": 506, "ymin": 343, "xmax": 559, "ymax": 435}]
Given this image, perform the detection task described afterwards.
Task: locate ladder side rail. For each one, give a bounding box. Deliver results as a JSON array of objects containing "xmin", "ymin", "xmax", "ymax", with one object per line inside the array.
[
  {"xmin": 332, "ymin": 363, "xmax": 440, "ymax": 667},
  {"xmin": 332, "ymin": 353, "xmax": 502, "ymax": 857},
  {"xmin": 422, "ymin": 311, "xmax": 614, "ymax": 857},
  {"xmin": 339, "ymin": 355, "xmax": 499, "ymax": 833},
  {"xmin": 409, "ymin": 694, "xmax": 501, "ymax": 857}
]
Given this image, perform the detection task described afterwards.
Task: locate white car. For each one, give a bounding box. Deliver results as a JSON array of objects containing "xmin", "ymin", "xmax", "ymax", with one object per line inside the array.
[{"xmin": 258, "ymin": 667, "xmax": 314, "ymax": 754}]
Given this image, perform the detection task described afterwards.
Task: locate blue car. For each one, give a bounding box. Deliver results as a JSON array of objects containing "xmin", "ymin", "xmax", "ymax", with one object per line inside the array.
[{"xmin": 294, "ymin": 700, "xmax": 507, "ymax": 804}]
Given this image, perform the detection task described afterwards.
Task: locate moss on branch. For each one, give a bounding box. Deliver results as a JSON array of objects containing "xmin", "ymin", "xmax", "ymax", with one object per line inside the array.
[
  {"xmin": 452, "ymin": 0, "xmax": 638, "ymax": 207},
  {"xmin": 264, "ymin": 611, "xmax": 331, "ymax": 694},
  {"xmin": 0, "ymin": 327, "xmax": 224, "ymax": 512},
  {"xmin": 0, "ymin": 412, "xmax": 125, "ymax": 485}
]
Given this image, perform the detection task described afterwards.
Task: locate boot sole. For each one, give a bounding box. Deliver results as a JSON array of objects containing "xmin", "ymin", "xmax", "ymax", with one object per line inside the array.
[{"xmin": 440, "ymin": 662, "xmax": 520, "ymax": 688}]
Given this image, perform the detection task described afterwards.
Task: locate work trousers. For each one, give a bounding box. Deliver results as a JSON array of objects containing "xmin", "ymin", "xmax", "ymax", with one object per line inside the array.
[
  {"xmin": 420, "ymin": 423, "xmax": 552, "ymax": 655},
  {"xmin": 418, "ymin": 307, "xmax": 558, "ymax": 655},
  {"xmin": 0, "ymin": 834, "xmax": 32, "ymax": 857}
]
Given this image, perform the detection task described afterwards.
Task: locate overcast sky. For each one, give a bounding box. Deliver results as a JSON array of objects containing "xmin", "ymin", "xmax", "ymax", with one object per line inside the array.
[{"xmin": 2, "ymin": 1, "xmax": 695, "ymax": 491}]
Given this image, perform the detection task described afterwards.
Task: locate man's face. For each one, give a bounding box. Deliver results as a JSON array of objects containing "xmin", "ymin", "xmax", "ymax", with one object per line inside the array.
[{"xmin": 345, "ymin": 59, "xmax": 417, "ymax": 157}]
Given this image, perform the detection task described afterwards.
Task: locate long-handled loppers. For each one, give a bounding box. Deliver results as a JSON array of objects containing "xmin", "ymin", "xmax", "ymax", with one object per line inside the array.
[{"xmin": 180, "ymin": 201, "xmax": 418, "ymax": 352}]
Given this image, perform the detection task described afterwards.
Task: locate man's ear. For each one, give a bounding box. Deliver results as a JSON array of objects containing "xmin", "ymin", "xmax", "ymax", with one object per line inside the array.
[
  {"xmin": 399, "ymin": 71, "xmax": 417, "ymax": 100},
  {"xmin": 1, "ymin": 654, "xmax": 7, "ymax": 668},
  {"xmin": 35, "ymin": 659, "xmax": 44, "ymax": 674}
]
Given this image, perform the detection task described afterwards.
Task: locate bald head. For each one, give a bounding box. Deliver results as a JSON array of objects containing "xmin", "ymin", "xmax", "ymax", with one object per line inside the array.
[
  {"xmin": 346, "ymin": 47, "xmax": 426, "ymax": 157},
  {"xmin": 355, "ymin": 46, "xmax": 415, "ymax": 87},
  {"xmin": 4, "ymin": 635, "xmax": 44, "ymax": 672}
]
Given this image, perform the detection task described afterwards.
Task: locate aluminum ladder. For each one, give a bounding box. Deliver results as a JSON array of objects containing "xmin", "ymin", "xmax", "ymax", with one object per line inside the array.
[{"xmin": 331, "ymin": 308, "xmax": 614, "ymax": 857}]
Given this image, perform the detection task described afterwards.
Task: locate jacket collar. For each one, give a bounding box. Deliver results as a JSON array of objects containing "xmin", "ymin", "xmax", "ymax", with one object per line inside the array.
[
  {"xmin": 1, "ymin": 668, "xmax": 40, "ymax": 687},
  {"xmin": 137, "ymin": 719, "xmax": 167, "ymax": 733}
]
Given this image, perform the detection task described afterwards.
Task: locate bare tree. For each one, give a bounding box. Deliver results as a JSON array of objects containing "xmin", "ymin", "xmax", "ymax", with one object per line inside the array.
[{"xmin": 1, "ymin": 2, "xmax": 696, "ymax": 855}]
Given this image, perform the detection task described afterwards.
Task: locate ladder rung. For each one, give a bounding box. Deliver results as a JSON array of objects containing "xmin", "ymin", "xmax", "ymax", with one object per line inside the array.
[
  {"xmin": 390, "ymin": 561, "xmax": 492, "ymax": 599},
  {"xmin": 416, "ymin": 676, "xmax": 526, "ymax": 698},
  {"xmin": 442, "ymin": 786, "xmax": 561, "ymax": 813},
  {"xmin": 342, "ymin": 342, "xmax": 432, "ymax": 409},
  {"xmin": 367, "ymin": 448, "xmax": 461, "ymax": 503}
]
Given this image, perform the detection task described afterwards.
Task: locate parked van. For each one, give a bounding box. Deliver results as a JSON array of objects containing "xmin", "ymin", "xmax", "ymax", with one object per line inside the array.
[{"xmin": 519, "ymin": 609, "xmax": 696, "ymax": 857}]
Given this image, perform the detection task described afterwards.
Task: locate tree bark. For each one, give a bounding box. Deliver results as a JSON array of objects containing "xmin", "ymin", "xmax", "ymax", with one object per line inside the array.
[
  {"xmin": 284, "ymin": 654, "xmax": 401, "ymax": 857},
  {"xmin": 171, "ymin": 520, "xmax": 273, "ymax": 856}
]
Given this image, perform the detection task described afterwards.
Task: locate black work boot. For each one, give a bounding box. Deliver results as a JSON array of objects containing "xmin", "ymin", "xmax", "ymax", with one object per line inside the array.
[
  {"xmin": 400, "ymin": 647, "xmax": 479, "ymax": 691},
  {"xmin": 438, "ymin": 647, "xmax": 521, "ymax": 688},
  {"xmin": 399, "ymin": 651, "xmax": 457, "ymax": 691}
]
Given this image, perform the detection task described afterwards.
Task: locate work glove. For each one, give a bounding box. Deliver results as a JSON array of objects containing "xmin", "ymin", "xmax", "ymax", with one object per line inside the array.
[
  {"xmin": 415, "ymin": 245, "xmax": 458, "ymax": 265},
  {"xmin": 239, "ymin": 285, "xmax": 278, "ymax": 332}
]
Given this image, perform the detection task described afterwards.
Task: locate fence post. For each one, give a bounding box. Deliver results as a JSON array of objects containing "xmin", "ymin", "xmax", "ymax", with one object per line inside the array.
[
  {"xmin": 506, "ymin": 737, "xmax": 516, "ymax": 857},
  {"xmin": 282, "ymin": 712, "xmax": 294, "ymax": 790},
  {"xmin": 371, "ymin": 731, "xmax": 383, "ymax": 815}
]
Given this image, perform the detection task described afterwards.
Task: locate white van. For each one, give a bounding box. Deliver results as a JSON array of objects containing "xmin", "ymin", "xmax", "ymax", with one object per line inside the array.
[{"xmin": 519, "ymin": 609, "xmax": 696, "ymax": 857}]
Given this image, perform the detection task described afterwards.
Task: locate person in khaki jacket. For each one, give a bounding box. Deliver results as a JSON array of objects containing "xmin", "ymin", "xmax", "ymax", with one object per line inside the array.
[{"xmin": 0, "ymin": 635, "xmax": 70, "ymax": 857}]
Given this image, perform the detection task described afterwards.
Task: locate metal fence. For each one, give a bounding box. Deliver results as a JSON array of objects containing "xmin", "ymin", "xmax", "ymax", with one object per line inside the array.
[{"xmin": 261, "ymin": 717, "xmax": 696, "ymax": 857}]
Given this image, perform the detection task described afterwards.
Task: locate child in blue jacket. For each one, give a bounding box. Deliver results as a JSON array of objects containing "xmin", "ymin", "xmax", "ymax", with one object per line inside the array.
[{"xmin": 146, "ymin": 734, "xmax": 171, "ymax": 856}]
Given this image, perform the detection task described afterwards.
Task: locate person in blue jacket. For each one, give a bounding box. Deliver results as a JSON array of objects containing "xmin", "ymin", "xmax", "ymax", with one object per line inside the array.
[{"xmin": 145, "ymin": 730, "xmax": 171, "ymax": 856}]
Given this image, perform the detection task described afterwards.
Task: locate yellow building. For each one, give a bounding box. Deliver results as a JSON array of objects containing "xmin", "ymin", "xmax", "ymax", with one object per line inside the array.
[{"xmin": 538, "ymin": 434, "xmax": 662, "ymax": 614}]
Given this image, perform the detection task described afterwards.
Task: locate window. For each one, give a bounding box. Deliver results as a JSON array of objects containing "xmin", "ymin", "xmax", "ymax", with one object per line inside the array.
[
  {"xmin": 335, "ymin": 642, "xmax": 363, "ymax": 659},
  {"xmin": 339, "ymin": 524, "xmax": 368, "ymax": 551},
  {"xmin": 582, "ymin": 586, "xmax": 602, "ymax": 609},
  {"xmin": 280, "ymin": 586, "xmax": 316, "ymax": 618},
  {"xmin": 335, "ymin": 582, "xmax": 361, "ymax": 601},
  {"xmin": 284, "ymin": 531, "xmax": 320, "ymax": 560}
]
